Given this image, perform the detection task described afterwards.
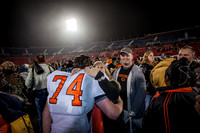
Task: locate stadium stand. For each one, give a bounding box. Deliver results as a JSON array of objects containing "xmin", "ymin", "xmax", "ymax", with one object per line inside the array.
[{"xmin": 0, "ymin": 26, "xmax": 200, "ymax": 65}]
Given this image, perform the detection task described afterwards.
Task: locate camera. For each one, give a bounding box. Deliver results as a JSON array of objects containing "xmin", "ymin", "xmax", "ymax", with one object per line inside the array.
[{"xmin": 33, "ymin": 60, "xmax": 44, "ymax": 74}]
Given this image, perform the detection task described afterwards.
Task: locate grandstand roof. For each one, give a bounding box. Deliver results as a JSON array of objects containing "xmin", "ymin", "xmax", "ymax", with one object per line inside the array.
[{"xmin": 1, "ymin": 0, "xmax": 199, "ymax": 48}]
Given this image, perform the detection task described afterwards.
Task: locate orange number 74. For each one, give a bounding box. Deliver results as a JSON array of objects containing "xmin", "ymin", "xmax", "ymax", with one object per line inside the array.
[{"xmin": 49, "ymin": 74, "xmax": 84, "ymax": 106}]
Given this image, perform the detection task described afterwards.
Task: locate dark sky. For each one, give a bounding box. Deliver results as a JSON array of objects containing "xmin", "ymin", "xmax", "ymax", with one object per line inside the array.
[{"xmin": 1, "ymin": 0, "xmax": 199, "ymax": 47}]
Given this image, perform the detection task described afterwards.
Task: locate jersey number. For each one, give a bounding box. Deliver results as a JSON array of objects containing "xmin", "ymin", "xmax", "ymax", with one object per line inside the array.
[{"xmin": 49, "ymin": 74, "xmax": 84, "ymax": 106}]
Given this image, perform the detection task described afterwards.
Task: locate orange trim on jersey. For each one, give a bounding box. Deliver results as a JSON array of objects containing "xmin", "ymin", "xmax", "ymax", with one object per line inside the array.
[
  {"xmin": 163, "ymin": 87, "xmax": 192, "ymax": 133},
  {"xmin": 153, "ymin": 87, "xmax": 192, "ymax": 99},
  {"xmin": 166, "ymin": 92, "xmax": 172, "ymax": 133},
  {"xmin": 153, "ymin": 87, "xmax": 192, "ymax": 133},
  {"xmin": 163, "ymin": 92, "xmax": 170, "ymax": 133},
  {"xmin": 153, "ymin": 92, "xmax": 160, "ymax": 99},
  {"xmin": 165, "ymin": 87, "xmax": 192, "ymax": 93}
]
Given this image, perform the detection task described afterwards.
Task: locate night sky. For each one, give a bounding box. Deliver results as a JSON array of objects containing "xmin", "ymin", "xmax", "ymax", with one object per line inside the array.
[{"xmin": 1, "ymin": 0, "xmax": 199, "ymax": 47}]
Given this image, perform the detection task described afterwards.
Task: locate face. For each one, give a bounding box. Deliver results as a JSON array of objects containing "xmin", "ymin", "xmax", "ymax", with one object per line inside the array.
[
  {"xmin": 120, "ymin": 52, "xmax": 133, "ymax": 68},
  {"xmin": 178, "ymin": 48, "xmax": 194, "ymax": 62},
  {"xmin": 94, "ymin": 64, "xmax": 105, "ymax": 73},
  {"xmin": 148, "ymin": 53, "xmax": 154, "ymax": 63}
]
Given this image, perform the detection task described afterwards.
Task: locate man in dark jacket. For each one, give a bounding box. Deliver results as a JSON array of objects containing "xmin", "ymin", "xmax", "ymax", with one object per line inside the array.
[
  {"xmin": 177, "ymin": 45, "xmax": 200, "ymax": 93},
  {"xmin": 142, "ymin": 57, "xmax": 200, "ymax": 133}
]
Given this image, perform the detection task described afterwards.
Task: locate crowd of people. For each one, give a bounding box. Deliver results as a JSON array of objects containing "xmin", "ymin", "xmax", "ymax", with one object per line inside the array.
[{"xmin": 0, "ymin": 44, "xmax": 200, "ymax": 133}]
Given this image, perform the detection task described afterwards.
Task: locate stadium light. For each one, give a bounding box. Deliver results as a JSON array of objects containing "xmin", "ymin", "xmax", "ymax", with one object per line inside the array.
[{"xmin": 66, "ymin": 18, "xmax": 77, "ymax": 31}]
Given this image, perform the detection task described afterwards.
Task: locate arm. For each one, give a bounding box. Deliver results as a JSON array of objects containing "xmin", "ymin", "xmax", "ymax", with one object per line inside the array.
[
  {"xmin": 71, "ymin": 68, "xmax": 81, "ymax": 76},
  {"xmin": 84, "ymin": 67, "xmax": 120, "ymax": 103},
  {"xmin": 42, "ymin": 101, "xmax": 52, "ymax": 133},
  {"xmin": 96, "ymin": 96, "xmax": 123, "ymax": 120},
  {"xmin": 95, "ymin": 71, "xmax": 120, "ymax": 103},
  {"xmin": 25, "ymin": 68, "xmax": 33, "ymax": 88}
]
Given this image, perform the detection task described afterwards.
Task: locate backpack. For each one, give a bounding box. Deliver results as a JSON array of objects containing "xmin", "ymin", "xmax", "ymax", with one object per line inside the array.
[{"xmin": 0, "ymin": 92, "xmax": 34, "ymax": 133}]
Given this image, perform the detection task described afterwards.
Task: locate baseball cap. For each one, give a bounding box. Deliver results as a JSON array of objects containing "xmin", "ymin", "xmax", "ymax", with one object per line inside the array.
[{"xmin": 120, "ymin": 47, "xmax": 132, "ymax": 55}]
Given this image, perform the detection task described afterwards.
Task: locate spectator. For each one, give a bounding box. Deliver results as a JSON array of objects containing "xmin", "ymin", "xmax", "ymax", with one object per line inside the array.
[
  {"xmin": 50, "ymin": 62, "xmax": 59, "ymax": 71},
  {"xmin": 177, "ymin": 45, "xmax": 195, "ymax": 61},
  {"xmin": 19, "ymin": 65, "xmax": 29, "ymax": 81},
  {"xmin": 142, "ymin": 57, "xmax": 200, "ymax": 133},
  {"xmin": 105, "ymin": 58, "xmax": 112, "ymax": 67},
  {"xmin": 178, "ymin": 45, "xmax": 200, "ymax": 93},
  {"xmin": 107, "ymin": 63, "xmax": 116, "ymax": 74},
  {"xmin": 150, "ymin": 58, "xmax": 176, "ymax": 89},
  {"xmin": 0, "ymin": 61, "xmax": 29, "ymax": 104},
  {"xmin": 133, "ymin": 57, "xmax": 140, "ymax": 66},
  {"xmin": 107, "ymin": 57, "xmax": 116, "ymax": 73},
  {"xmin": 25, "ymin": 53, "xmax": 54, "ymax": 133},
  {"xmin": 90, "ymin": 60, "xmax": 121, "ymax": 133},
  {"xmin": 60, "ymin": 62, "xmax": 68, "ymax": 72},
  {"xmin": 112, "ymin": 47, "xmax": 146, "ymax": 133},
  {"xmin": 0, "ymin": 91, "xmax": 35, "ymax": 132},
  {"xmin": 95, "ymin": 57, "xmax": 99, "ymax": 61},
  {"xmin": 139, "ymin": 51, "xmax": 157, "ymax": 110},
  {"xmin": 0, "ymin": 92, "xmax": 34, "ymax": 133},
  {"xmin": 114, "ymin": 59, "xmax": 122, "ymax": 68},
  {"xmin": 42, "ymin": 54, "xmax": 123, "ymax": 133}
]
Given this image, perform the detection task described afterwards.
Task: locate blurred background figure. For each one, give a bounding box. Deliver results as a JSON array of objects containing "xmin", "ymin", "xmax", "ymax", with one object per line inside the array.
[
  {"xmin": 133, "ymin": 57, "xmax": 140, "ymax": 66},
  {"xmin": 19, "ymin": 64, "xmax": 29, "ymax": 81},
  {"xmin": 25, "ymin": 53, "xmax": 54, "ymax": 133},
  {"xmin": 0, "ymin": 92, "xmax": 34, "ymax": 133},
  {"xmin": 139, "ymin": 51, "xmax": 157, "ymax": 110},
  {"xmin": 178, "ymin": 45, "xmax": 200, "ymax": 93},
  {"xmin": 0, "ymin": 61, "xmax": 29, "ymax": 104}
]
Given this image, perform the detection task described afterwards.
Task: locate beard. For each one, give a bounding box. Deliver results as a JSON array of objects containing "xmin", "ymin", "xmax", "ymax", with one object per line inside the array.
[
  {"xmin": 123, "ymin": 62, "xmax": 132, "ymax": 67},
  {"xmin": 123, "ymin": 62, "xmax": 129, "ymax": 66}
]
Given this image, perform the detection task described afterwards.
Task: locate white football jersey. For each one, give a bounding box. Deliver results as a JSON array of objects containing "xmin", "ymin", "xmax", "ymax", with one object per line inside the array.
[{"xmin": 47, "ymin": 70, "xmax": 107, "ymax": 133}]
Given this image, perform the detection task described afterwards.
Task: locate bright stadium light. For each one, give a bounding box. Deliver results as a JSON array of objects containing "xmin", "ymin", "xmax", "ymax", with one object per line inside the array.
[{"xmin": 66, "ymin": 18, "xmax": 77, "ymax": 31}]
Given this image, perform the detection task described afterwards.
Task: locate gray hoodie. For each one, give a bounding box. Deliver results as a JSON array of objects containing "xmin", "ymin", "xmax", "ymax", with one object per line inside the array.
[{"xmin": 112, "ymin": 64, "xmax": 146, "ymax": 120}]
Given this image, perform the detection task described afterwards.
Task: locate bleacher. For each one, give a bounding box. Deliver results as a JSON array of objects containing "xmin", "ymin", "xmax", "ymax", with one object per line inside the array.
[
  {"xmin": 4, "ymin": 48, "xmax": 26, "ymax": 56},
  {"xmin": 0, "ymin": 26, "xmax": 199, "ymax": 65}
]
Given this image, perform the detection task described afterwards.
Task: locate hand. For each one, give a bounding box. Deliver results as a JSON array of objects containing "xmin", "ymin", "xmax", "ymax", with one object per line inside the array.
[
  {"xmin": 84, "ymin": 67, "xmax": 100, "ymax": 78},
  {"xmin": 117, "ymin": 96, "xmax": 123, "ymax": 104},
  {"xmin": 25, "ymin": 102, "xmax": 32, "ymax": 106},
  {"xmin": 71, "ymin": 68, "xmax": 81, "ymax": 76}
]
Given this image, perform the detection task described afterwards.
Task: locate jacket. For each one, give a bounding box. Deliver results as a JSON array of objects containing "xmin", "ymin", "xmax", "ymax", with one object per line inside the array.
[
  {"xmin": 139, "ymin": 63, "xmax": 156, "ymax": 95},
  {"xmin": 25, "ymin": 64, "xmax": 54, "ymax": 91},
  {"xmin": 190, "ymin": 61, "xmax": 200, "ymax": 93},
  {"xmin": 112, "ymin": 64, "xmax": 146, "ymax": 119},
  {"xmin": 142, "ymin": 86, "xmax": 200, "ymax": 133}
]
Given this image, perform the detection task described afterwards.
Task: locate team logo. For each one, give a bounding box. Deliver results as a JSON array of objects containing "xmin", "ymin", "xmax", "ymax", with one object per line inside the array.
[{"xmin": 118, "ymin": 74, "xmax": 128, "ymax": 82}]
